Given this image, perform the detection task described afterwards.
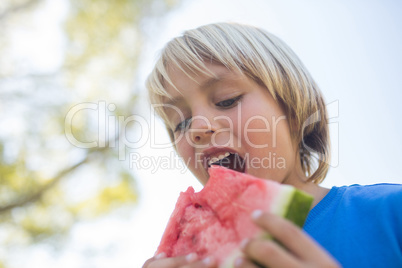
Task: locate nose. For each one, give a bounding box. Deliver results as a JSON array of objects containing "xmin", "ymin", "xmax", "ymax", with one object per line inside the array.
[{"xmin": 189, "ymin": 114, "xmax": 217, "ymax": 144}]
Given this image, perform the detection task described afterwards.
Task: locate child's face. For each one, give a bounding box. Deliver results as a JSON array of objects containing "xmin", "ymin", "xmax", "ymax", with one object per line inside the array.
[{"xmin": 163, "ymin": 63, "xmax": 301, "ymax": 186}]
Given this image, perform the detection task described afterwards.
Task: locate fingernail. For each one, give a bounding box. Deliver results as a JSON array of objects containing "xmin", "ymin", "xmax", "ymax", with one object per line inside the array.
[
  {"xmin": 240, "ymin": 238, "xmax": 249, "ymax": 250},
  {"xmin": 202, "ymin": 256, "xmax": 215, "ymax": 266},
  {"xmin": 234, "ymin": 257, "xmax": 244, "ymax": 267},
  {"xmin": 251, "ymin": 209, "xmax": 263, "ymax": 220},
  {"xmin": 185, "ymin": 252, "xmax": 198, "ymax": 263},
  {"xmin": 155, "ymin": 252, "xmax": 166, "ymax": 259}
]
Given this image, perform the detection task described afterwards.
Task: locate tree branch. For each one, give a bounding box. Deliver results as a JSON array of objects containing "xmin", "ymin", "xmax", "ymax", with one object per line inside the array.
[
  {"xmin": 0, "ymin": 155, "xmax": 89, "ymax": 213},
  {"xmin": 0, "ymin": 0, "xmax": 42, "ymax": 23},
  {"xmin": 0, "ymin": 108, "xmax": 136, "ymax": 214}
]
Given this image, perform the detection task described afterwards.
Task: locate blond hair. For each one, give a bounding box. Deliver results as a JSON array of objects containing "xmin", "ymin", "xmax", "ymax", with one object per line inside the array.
[{"xmin": 146, "ymin": 22, "xmax": 330, "ymax": 183}]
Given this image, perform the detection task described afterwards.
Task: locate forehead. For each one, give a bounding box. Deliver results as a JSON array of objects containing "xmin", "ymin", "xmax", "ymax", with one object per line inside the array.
[{"xmin": 161, "ymin": 63, "xmax": 243, "ymax": 103}]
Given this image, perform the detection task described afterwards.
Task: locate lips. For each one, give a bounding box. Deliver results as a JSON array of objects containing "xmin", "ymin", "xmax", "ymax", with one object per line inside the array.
[
  {"xmin": 207, "ymin": 152, "xmax": 230, "ymax": 166},
  {"xmin": 203, "ymin": 148, "xmax": 246, "ymax": 173}
]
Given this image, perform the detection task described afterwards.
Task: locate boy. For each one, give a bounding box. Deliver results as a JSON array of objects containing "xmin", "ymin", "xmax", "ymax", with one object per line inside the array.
[{"xmin": 143, "ymin": 23, "xmax": 402, "ymax": 267}]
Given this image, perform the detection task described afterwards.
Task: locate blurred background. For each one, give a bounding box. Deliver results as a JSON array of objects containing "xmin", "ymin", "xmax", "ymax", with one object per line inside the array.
[{"xmin": 0, "ymin": 0, "xmax": 401, "ymax": 267}]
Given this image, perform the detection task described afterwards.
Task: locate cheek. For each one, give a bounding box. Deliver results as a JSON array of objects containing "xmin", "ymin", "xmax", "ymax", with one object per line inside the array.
[
  {"xmin": 243, "ymin": 124, "xmax": 271, "ymax": 148},
  {"xmin": 240, "ymin": 110, "xmax": 295, "ymax": 178},
  {"xmin": 241, "ymin": 113, "xmax": 274, "ymax": 148},
  {"xmin": 176, "ymin": 138, "xmax": 201, "ymax": 170},
  {"xmin": 175, "ymin": 137, "xmax": 191, "ymax": 162}
]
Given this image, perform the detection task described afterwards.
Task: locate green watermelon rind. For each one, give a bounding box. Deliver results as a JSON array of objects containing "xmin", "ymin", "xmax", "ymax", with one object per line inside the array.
[
  {"xmin": 221, "ymin": 187, "xmax": 313, "ymax": 268},
  {"xmin": 283, "ymin": 188, "xmax": 314, "ymax": 227}
]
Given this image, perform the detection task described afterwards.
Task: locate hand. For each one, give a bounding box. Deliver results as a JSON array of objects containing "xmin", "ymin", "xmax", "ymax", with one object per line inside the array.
[
  {"xmin": 142, "ymin": 252, "xmax": 217, "ymax": 268},
  {"xmin": 235, "ymin": 210, "xmax": 340, "ymax": 268}
]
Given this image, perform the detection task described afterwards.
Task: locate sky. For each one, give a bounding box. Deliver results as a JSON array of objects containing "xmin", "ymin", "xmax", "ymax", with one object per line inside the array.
[{"xmin": 8, "ymin": 0, "xmax": 402, "ymax": 267}]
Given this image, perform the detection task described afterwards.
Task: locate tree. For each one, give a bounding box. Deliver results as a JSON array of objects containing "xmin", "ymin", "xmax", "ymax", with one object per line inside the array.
[{"xmin": 0, "ymin": 0, "xmax": 179, "ymax": 266}]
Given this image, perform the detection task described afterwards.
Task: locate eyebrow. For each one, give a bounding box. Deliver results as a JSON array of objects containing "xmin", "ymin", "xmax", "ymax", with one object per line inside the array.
[
  {"xmin": 162, "ymin": 77, "xmax": 220, "ymax": 106},
  {"xmin": 200, "ymin": 76, "xmax": 223, "ymax": 90},
  {"xmin": 164, "ymin": 69, "xmax": 236, "ymax": 106},
  {"xmin": 164, "ymin": 78, "xmax": 221, "ymax": 106},
  {"xmin": 200, "ymin": 69, "xmax": 236, "ymax": 89}
]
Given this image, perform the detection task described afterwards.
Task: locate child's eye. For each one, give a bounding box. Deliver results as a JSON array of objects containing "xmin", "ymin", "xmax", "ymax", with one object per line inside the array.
[
  {"xmin": 216, "ymin": 95, "xmax": 243, "ymax": 108},
  {"xmin": 174, "ymin": 117, "xmax": 192, "ymax": 132}
]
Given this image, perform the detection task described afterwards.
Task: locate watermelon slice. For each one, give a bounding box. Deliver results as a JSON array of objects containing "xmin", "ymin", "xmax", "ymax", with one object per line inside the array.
[{"xmin": 156, "ymin": 166, "xmax": 313, "ymax": 267}]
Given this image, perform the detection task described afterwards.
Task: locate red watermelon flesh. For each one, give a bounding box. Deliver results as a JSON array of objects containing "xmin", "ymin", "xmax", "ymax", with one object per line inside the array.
[{"xmin": 156, "ymin": 166, "xmax": 313, "ymax": 267}]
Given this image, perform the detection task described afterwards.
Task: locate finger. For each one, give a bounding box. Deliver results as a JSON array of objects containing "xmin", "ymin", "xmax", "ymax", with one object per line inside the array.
[
  {"xmin": 241, "ymin": 237, "xmax": 301, "ymax": 268},
  {"xmin": 145, "ymin": 253, "xmax": 198, "ymax": 268},
  {"xmin": 142, "ymin": 256, "xmax": 156, "ymax": 268},
  {"xmin": 181, "ymin": 256, "xmax": 217, "ymax": 268},
  {"xmin": 234, "ymin": 257, "xmax": 261, "ymax": 268},
  {"xmin": 252, "ymin": 210, "xmax": 333, "ymax": 262},
  {"xmin": 142, "ymin": 253, "xmax": 169, "ymax": 267}
]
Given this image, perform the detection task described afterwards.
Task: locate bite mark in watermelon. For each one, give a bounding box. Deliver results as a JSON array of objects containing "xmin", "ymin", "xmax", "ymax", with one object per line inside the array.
[{"xmin": 156, "ymin": 166, "xmax": 313, "ymax": 267}]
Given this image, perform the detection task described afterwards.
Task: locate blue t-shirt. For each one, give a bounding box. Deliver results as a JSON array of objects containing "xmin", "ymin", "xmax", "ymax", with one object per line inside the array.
[{"xmin": 303, "ymin": 184, "xmax": 402, "ymax": 267}]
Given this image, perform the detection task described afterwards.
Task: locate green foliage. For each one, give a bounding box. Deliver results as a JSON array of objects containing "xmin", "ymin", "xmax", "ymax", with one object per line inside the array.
[{"xmin": 0, "ymin": 0, "xmax": 180, "ymax": 266}]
